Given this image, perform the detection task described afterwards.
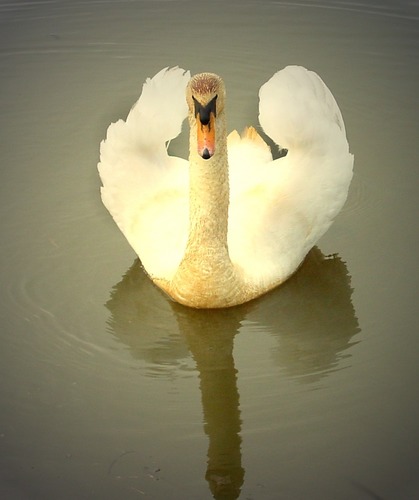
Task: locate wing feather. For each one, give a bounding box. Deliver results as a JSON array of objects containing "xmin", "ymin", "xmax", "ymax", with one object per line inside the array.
[
  {"xmin": 228, "ymin": 66, "xmax": 353, "ymax": 286},
  {"xmin": 98, "ymin": 67, "xmax": 191, "ymax": 277}
]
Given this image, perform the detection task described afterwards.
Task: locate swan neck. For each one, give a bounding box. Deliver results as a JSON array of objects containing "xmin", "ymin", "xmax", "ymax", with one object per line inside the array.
[
  {"xmin": 187, "ymin": 115, "xmax": 229, "ymax": 249},
  {"xmin": 168, "ymin": 112, "xmax": 248, "ymax": 307}
]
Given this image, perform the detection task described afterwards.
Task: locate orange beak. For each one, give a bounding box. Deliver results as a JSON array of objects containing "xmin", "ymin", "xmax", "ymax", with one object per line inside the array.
[
  {"xmin": 196, "ymin": 112, "xmax": 216, "ymax": 160},
  {"xmin": 193, "ymin": 95, "xmax": 217, "ymax": 160}
]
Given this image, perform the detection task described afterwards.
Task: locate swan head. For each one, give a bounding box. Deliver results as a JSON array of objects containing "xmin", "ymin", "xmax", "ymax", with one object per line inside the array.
[{"xmin": 186, "ymin": 73, "xmax": 226, "ymax": 160}]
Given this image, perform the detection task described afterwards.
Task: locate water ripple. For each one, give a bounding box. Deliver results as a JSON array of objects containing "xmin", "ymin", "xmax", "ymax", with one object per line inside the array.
[{"xmin": 270, "ymin": 0, "xmax": 419, "ymax": 20}]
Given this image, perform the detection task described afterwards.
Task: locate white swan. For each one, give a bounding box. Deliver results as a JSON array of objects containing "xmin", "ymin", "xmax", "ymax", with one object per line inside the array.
[{"xmin": 98, "ymin": 66, "xmax": 353, "ymax": 308}]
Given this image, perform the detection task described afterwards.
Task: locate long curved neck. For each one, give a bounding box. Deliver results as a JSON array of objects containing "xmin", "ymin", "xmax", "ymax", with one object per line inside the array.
[
  {"xmin": 187, "ymin": 114, "xmax": 229, "ymax": 254},
  {"xmin": 170, "ymin": 112, "xmax": 244, "ymax": 308}
]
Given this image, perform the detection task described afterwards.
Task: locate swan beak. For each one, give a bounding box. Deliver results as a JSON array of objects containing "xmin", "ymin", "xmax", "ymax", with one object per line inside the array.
[
  {"xmin": 197, "ymin": 113, "xmax": 216, "ymax": 160},
  {"xmin": 193, "ymin": 95, "xmax": 217, "ymax": 160}
]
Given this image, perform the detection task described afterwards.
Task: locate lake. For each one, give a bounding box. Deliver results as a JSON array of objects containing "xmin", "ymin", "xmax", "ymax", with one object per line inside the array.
[{"xmin": 0, "ymin": 0, "xmax": 418, "ymax": 498}]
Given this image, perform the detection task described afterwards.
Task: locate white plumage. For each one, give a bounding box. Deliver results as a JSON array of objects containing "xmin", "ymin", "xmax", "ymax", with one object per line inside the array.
[{"xmin": 98, "ymin": 66, "xmax": 353, "ymax": 308}]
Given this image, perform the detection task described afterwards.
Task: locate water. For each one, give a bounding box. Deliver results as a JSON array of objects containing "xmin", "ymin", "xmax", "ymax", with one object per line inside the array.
[{"xmin": 0, "ymin": 0, "xmax": 418, "ymax": 498}]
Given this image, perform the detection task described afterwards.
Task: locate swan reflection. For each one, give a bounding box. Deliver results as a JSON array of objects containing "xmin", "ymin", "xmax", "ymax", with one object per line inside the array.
[{"xmin": 105, "ymin": 247, "xmax": 359, "ymax": 499}]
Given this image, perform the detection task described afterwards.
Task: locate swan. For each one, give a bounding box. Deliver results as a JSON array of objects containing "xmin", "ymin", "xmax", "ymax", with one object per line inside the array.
[{"xmin": 98, "ymin": 66, "xmax": 353, "ymax": 308}]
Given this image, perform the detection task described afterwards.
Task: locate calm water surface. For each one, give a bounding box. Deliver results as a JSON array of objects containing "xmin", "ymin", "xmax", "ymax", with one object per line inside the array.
[{"xmin": 0, "ymin": 1, "xmax": 418, "ymax": 498}]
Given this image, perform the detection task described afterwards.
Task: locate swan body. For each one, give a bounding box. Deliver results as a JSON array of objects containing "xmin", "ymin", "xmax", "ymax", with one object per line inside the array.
[{"xmin": 98, "ymin": 66, "xmax": 353, "ymax": 308}]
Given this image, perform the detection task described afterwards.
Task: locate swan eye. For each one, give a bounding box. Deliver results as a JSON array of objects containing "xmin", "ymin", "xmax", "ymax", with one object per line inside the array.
[{"xmin": 193, "ymin": 95, "xmax": 217, "ymax": 125}]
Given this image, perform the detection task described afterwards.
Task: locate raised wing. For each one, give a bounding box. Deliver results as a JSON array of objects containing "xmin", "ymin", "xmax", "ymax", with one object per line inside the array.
[
  {"xmin": 259, "ymin": 65, "xmax": 347, "ymax": 152},
  {"xmin": 98, "ymin": 67, "xmax": 191, "ymax": 277}
]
